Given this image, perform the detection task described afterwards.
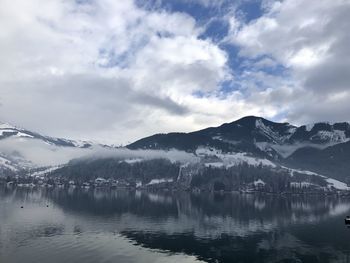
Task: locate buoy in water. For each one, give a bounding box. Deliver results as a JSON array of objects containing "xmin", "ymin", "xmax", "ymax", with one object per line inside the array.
[{"xmin": 20, "ymin": 206, "xmax": 23, "ymax": 208}]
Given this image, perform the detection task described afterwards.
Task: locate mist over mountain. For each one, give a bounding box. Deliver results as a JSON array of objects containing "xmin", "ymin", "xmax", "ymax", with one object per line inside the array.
[{"xmin": 1, "ymin": 116, "xmax": 350, "ymax": 191}]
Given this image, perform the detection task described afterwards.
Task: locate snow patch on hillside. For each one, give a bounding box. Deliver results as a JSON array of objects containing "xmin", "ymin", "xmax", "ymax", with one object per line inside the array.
[
  {"xmin": 29, "ymin": 166, "xmax": 61, "ymax": 177},
  {"xmin": 123, "ymin": 158, "xmax": 143, "ymax": 164},
  {"xmin": 305, "ymin": 124, "xmax": 314, "ymax": 132},
  {"xmin": 310, "ymin": 130, "xmax": 349, "ymax": 143},
  {"xmin": 15, "ymin": 132, "xmax": 34, "ymax": 138},
  {"xmin": 283, "ymin": 166, "xmax": 350, "ymax": 191},
  {"xmin": 0, "ymin": 156, "xmax": 18, "ymax": 171},
  {"xmin": 255, "ymin": 119, "xmax": 280, "ymax": 143},
  {"xmin": 196, "ymin": 147, "xmax": 276, "ymax": 168},
  {"xmin": 325, "ymin": 178, "xmax": 349, "ymax": 190},
  {"xmin": 147, "ymin": 178, "xmax": 173, "ymax": 185},
  {"xmin": 255, "ymin": 119, "xmax": 296, "ymax": 143}
]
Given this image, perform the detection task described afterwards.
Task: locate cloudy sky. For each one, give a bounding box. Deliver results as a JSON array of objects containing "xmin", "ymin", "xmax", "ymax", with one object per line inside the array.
[{"xmin": 0, "ymin": 0, "xmax": 349, "ymax": 144}]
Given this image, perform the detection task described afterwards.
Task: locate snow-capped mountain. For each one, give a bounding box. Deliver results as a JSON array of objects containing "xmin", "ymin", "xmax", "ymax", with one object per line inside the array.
[
  {"xmin": 290, "ymin": 122, "xmax": 350, "ymax": 144},
  {"xmin": 127, "ymin": 116, "xmax": 350, "ymax": 182},
  {"xmin": 0, "ymin": 122, "xmax": 92, "ymax": 148},
  {"xmin": 128, "ymin": 116, "xmax": 350, "ymax": 153},
  {"xmin": 0, "ymin": 121, "xmax": 97, "ymax": 174},
  {"xmin": 2, "ymin": 116, "xmax": 350, "ymax": 186}
]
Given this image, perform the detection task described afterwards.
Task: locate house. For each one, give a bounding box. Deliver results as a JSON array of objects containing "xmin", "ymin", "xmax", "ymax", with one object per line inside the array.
[
  {"xmin": 68, "ymin": 180, "xmax": 76, "ymax": 188},
  {"xmin": 94, "ymin": 177, "xmax": 107, "ymax": 187},
  {"xmin": 82, "ymin": 182, "xmax": 90, "ymax": 189},
  {"xmin": 253, "ymin": 179, "xmax": 266, "ymax": 189}
]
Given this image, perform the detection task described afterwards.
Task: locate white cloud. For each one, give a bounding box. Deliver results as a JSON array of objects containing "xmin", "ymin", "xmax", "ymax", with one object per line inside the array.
[
  {"xmin": 0, "ymin": 0, "xmax": 237, "ymax": 143},
  {"xmin": 0, "ymin": 137, "xmax": 199, "ymax": 166},
  {"xmin": 226, "ymin": 0, "xmax": 350, "ymax": 124},
  {"xmin": 1, "ymin": 0, "xmax": 349, "ymax": 145}
]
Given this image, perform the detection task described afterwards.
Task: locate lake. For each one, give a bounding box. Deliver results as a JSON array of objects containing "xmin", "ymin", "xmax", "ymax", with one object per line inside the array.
[{"xmin": 1, "ymin": 187, "xmax": 350, "ymax": 263}]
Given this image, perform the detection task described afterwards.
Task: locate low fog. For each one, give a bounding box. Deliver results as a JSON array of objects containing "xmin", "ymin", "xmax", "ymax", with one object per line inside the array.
[
  {"xmin": 0, "ymin": 137, "xmax": 199, "ymax": 167},
  {"xmin": 81, "ymin": 147, "xmax": 199, "ymax": 164}
]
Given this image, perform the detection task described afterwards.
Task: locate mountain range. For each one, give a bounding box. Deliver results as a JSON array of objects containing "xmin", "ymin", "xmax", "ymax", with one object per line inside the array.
[
  {"xmin": 1, "ymin": 116, "xmax": 350, "ymax": 188},
  {"xmin": 129, "ymin": 116, "xmax": 350, "ymax": 153},
  {"xmin": 128, "ymin": 116, "xmax": 350, "ymax": 181},
  {"xmin": 0, "ymin": 121, "xmax": 94, "ymax": 174}
]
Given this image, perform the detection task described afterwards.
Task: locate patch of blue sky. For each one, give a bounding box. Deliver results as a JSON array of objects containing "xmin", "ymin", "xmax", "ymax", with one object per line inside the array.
[
  {"xmin": 136, "ymin": 0, "xmax": 221, "ymax": 20},
  {"xmin": 238, "ymin": 55, "xmax": 288, "ymax": 74},
  {"xmin": 219, "ymin": 44, "xmax": 247, "ymax": 73},
  {"xmin": 260, "ymin": 63, "xmax": 288, "ymax": 76},
  {"xmin": 133, "ymin": 0, "xmax": 285, "ymax": 99},
  {"xmin": 218, "ymin": 79, "xmax": 241, "ymax": 94},
  {"xmin": 217, "ymin": 58, "xmax": 289, "ymax": 95},
  {"xmin": 236, "ymin": 0, "xmax": 264, "ymax": 22},
  {"xmin": 199, "ymin": 18, "xmax": 230, "ymax": 42}
]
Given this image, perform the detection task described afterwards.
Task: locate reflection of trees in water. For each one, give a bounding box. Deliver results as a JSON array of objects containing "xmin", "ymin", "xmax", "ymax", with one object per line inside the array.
[
  {"xmin": 3, "ymin": 188, "xmax": 350, "ymax": 230},
  {"xmin": 2, "ymin": 188, "xmax": 350, "ymax": 263},
  {"xmin": 45, "ymin": 189, "xmax": 350, "ymax": 238},
  {"xmin": 120, "ymin": 226, "xmax": 350, "ymax": 263},
  {"xmin": 0, "ymin": 186, "xmax": 44, "ymax": 204},
  {"xmin": 34, "ymin": 189, "xmax": 350, "ymax": 235},
  {"xmin": 48, "ymin": 189, "xmax": 350, "ymax": 263},
  {"xmin": 47, "ymin": 189, "xmax": 179, "ymax": 218},
  {"xmin": 42, "ymin": 189, "xmax": 350, "ymax": 219}
]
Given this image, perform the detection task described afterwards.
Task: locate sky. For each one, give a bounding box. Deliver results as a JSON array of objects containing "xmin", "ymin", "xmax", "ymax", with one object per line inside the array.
[{"xmin": 0, "ymin": 0, "xmax": 350, "ymax": 144}]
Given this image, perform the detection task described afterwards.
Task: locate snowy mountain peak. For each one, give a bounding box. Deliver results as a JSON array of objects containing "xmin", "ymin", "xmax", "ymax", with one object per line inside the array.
[
  {"xmin": 291, "ymin": 121, "xmax": 350, "ymax": 144},
  {"xmin": 252, "ymin": 118, "xmax": 296, "ymax": 144}
]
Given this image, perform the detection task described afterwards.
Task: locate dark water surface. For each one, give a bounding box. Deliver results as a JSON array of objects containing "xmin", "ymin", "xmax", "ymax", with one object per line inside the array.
[{"xmin": 1, "ymin": 187, "xmax": 350, "ymax": 263}]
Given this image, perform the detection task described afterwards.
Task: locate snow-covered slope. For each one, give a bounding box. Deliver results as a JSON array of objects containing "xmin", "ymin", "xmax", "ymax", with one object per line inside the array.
[
  {"xmin": 128, "ymin": 116, "xmax": 350, "ymax": 159},
  {"xmin": 0, "ymin": 155, "xmax": 18, "ymax": 172},
  {"xmin": 196, "ymin": 147, "xmax": 276, "ymax": 168},
  {"xmin": 2, "ymin": 117, "xmax": 350, "ymax": 189},
  {"xmin": 253, "ymin": 119, "xmax": 350, "ymax": 157},
  {"xmin": 0, "ymin": 121, "xmax": 100, "ymax": 173},
  {"xmin": 282, "ymin": 166, "xmax": 350, "ymax": 191},
  {"xmin": 0, "ymin": 121, "xmax": 92, "ymax": 148}
]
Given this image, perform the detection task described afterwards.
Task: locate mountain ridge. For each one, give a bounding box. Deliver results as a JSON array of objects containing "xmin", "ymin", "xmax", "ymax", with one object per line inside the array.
[
  {"xmin": 0, "ymin": 121, "xmax": 92, "ymax": 148},
  {"xmin": 127, "ymin": 116, "xmax": 350, "ymax": 154},
  {"xmin": 126, "ymin": 116, "xmax": 350, "ymax": 182},
  {"xmin": 1, "ymin": 116, "xmax": 350, "ymax": 185}
]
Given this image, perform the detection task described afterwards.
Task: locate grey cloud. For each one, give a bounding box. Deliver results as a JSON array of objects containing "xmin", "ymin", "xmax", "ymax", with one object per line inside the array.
[
  {"xmin": 0, "ymin": 73, "xmax": 191, "ymax": 143},
  {"xmin": 227, "ymin": 0, "xmax": 350, "ymax": 124},
  {"xmin": 0, "ymin": 0, "xmax": 231, "ymax": 144},
  {"xmin": 303, "ymin": 6, "xmax": 350, "ymax": 93},
  {"xmin": 131, "ymin": 92, "xmax": 189, "ymax": 115},
  {"xmin": 3, "ymin": 0, "xmax": 350, "ymax": 146},
  {"xmin": 288, "ymin": 91, "xmax": 350, "ymax": 125}
]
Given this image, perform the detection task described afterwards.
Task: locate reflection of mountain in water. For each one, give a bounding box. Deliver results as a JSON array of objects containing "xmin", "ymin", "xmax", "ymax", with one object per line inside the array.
[
  {"xmin": 2, "ymin": 188, "xmax": 350, "ymax": 263},
  {"xmin": 46, "ymin": 189, "xmax": 350, "ymax": 235},
  {"xmin": 45, "ymin": 189, "xmax": 350, "ymax": 262}
]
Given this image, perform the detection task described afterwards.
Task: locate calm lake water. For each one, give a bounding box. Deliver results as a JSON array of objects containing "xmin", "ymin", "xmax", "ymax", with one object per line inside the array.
[{"xmin": 1, "ymin": 187, "xmax": 350, "ymax": 263}]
